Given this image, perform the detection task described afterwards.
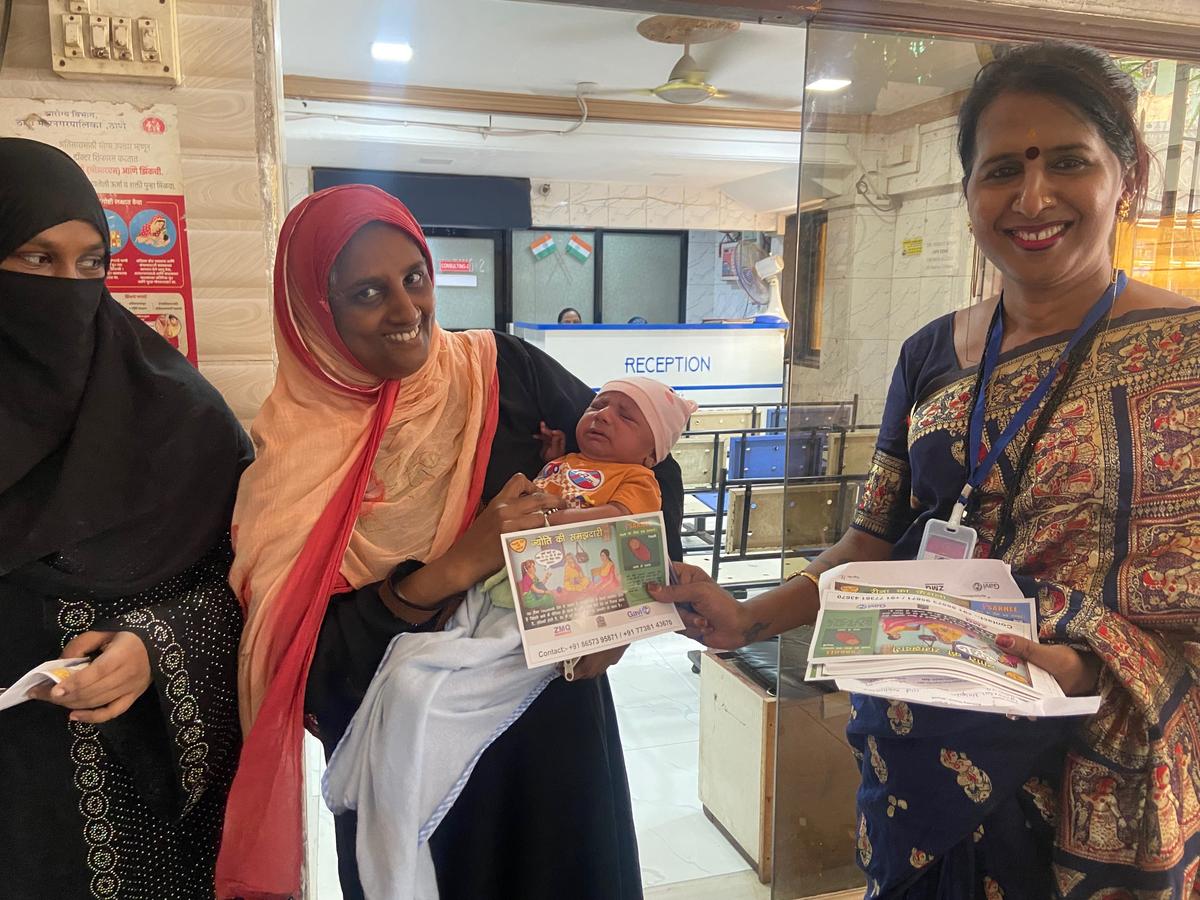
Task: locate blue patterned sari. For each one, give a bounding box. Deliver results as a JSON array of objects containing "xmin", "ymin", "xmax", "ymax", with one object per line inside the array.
[{"xmin": 850, "ymin": 305, "xmax": 1200, "ymax": 899}]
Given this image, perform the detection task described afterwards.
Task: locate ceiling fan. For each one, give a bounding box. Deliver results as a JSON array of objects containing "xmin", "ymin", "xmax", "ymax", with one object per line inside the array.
[
  {"xmin": 650, "ymin": 41, "xmax": 722, "ymax": 105},
  {"xmin": 586, "ymin": 15, "xmax": 799, "ymax": 108}
]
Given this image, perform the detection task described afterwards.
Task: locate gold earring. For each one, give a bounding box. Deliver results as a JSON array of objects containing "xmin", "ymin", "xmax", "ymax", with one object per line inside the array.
[
  {"xmin": 1117, "ymin": 196, "xmax": 1132, "ymax": 221},
  {"xmin": 967, "ymin": 221, "xmax": 974, "ymax": 234}
]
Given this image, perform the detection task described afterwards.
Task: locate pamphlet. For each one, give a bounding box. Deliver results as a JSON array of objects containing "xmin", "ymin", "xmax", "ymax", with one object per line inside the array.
[
  {"xmin": 0, "ymin": 658, "xmax": 90, "ymax": 713},
  {"xmin": 501, "ymin": 512, "xmax": 684, "ymax": 668},
  {"xmin": 806, "ymin": 560, "xmax": 1102, "ymax": 718}
]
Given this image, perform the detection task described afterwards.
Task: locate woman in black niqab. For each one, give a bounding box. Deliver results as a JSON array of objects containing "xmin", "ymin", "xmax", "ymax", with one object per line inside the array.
[{"xmin": 0, "ymin": 137, "xmax": 252, "ymax": 898}]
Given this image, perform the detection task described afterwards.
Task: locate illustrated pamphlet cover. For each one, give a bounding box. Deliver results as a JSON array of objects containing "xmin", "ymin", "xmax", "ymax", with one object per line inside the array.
[{"xmin": 501, "ymin": 512, "xmax": 684, "ymax": 668}]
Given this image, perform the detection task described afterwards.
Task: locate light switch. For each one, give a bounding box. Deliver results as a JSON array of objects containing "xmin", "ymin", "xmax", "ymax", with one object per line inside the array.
[
  {"xmin": 112, "ymin": 17, "xmax": 132, "ymax": 60},
  {"xmin": 62, "ymin": 14, "xmax": 84, "ymax": 58},
  {"xmin": 137, "ymin": 17, "xmax": 159, "ymax": 62},
  {"xmin": 89, "ymin": 15, "xmax": 110, "ymax": 58},
  {"xmin": 50, "ymin": 0, "xmax": 181, "ymax": 84}
]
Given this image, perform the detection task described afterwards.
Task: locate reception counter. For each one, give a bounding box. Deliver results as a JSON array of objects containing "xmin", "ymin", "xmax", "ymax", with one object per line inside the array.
[{"xmin": 511, "ymin": 322, "xmax": 787, "ymax": 405}]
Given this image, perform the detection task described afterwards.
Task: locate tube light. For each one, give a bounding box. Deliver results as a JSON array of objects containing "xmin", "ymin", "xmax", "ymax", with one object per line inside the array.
[
  {"xmin": 372, "ymin": 42, "xmax": 414, "ymax": 63},
  {"xmin": 807, "ymin": 78, "xmax": 851, "ymax": 92}
]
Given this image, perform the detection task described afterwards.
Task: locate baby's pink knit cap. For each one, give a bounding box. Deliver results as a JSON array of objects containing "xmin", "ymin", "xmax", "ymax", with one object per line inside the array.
[{"xmin": 598, "ymin": 376, "xmax": 699, "ymax": 463}]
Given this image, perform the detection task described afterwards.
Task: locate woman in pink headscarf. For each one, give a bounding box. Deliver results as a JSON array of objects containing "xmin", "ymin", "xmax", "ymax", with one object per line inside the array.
[{"xmin": 216, "ymin": 184, "xmax": 683, "ymax": 900}]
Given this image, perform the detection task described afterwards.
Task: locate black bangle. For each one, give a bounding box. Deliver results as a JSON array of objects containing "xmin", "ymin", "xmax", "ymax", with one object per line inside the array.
[{"xmin": 385, "ymin": 560, "xmax": 457, "ymax": 613}]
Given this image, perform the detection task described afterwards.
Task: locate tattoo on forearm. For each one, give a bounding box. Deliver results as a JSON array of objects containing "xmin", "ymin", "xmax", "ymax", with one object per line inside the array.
[{"xmin": 742, "ymin": 621, "xmax": 769, "ymax": 644}]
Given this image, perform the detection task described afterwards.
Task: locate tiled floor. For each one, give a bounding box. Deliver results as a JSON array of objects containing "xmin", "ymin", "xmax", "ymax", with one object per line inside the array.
[
  {"xmin": 644, "ymin": 871, "xmax": 863, "ymax": 900},
  {"xmin": 611, "ymin": 631, "xmax": 753, "ymax": 888},
  {"xmin": 644, "ymin": 870, "xmax": 770, "ymax": 899}
]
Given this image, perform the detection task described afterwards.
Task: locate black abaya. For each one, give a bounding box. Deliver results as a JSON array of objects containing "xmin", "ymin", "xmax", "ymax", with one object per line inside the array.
[{"xmin": 0, "ymin": 138, "xmax": 251, "ymax": 898}]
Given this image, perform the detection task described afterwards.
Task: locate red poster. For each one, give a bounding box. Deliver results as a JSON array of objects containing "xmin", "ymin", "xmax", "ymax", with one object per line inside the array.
[
  {"xmin": 102, "ymin": 193, "xmax": 197, "ymax": 365},
  {"xmin": 439, "ymin": 259, "xmax": 473, "ymax": 274},
  {"xmin": 0, "ymin": 101, "xmax": 199, "ymax": 366}
]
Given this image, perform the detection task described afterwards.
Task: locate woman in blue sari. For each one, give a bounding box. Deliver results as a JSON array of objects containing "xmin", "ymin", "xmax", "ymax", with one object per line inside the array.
[{"xmin": 653, "ymin": 41, "xmax": 1200, "ymax": 898}]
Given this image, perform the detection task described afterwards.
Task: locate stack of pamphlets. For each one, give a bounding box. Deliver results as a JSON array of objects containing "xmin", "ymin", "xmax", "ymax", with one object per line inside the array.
[{"xmin": 806, "ymin": 560, "xmax": 1101, "ymax": 717}]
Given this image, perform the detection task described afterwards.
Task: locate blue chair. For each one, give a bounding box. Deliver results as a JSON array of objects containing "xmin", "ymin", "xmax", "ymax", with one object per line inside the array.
[{"xmin": 727, "ymin": 433, "xmax": 825, "ymax": 479}]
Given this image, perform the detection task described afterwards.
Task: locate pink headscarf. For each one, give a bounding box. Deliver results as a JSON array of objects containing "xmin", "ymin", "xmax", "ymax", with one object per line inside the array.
[{"xmin": 216, "ymin": 185, "xmax": 499, "ymax": 900}]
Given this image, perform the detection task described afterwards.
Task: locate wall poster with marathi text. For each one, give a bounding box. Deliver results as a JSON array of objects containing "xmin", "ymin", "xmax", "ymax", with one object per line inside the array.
[{"xmin": 1, "ymin": 99, "xmax": 198, "ymax": 364}]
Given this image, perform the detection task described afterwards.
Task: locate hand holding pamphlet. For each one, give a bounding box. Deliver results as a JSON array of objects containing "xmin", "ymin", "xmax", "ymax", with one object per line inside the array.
[
  {"xmin": 805, "ymin": 560, "xmax": 1101, "ymax": 718},
  {"xmin": 501, "ymin": 512, "xmax": 684, "ymax": 668},
  {"xmin": 0, "ymin": 658, "xmax": 90, "ymax": 713}
]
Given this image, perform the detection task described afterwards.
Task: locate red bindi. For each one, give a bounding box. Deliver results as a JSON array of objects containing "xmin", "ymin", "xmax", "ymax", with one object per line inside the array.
[{"xmin": 1025, "ymin": 146, "xmax": 1040, "ymax": 160}]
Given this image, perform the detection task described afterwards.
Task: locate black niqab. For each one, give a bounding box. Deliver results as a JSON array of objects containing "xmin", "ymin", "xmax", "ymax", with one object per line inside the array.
[{"xmin": 0, "ymin": 137, "xmax": 251, "ymax": 595}]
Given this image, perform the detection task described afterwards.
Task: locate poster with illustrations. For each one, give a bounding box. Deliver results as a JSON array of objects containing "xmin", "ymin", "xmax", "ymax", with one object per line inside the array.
[
  {"xmin": 1, "ymin": 100, "xmax": 198, "ymax": 364},
  {"xmin": 501, "ymin": 512, "xmax": 684, "ymax": 668}
]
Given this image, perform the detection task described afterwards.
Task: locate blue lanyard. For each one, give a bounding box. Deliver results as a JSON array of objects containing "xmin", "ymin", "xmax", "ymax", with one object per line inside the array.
[{"xmin": 952, "ymin": 271, "xmax": 1127, "ymax": 522}]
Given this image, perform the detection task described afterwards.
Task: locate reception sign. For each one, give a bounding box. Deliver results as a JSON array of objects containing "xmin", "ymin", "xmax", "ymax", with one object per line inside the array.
[
  {"xmin": 1, "ymin": 100, "xmax": 198, "ymax": 364},
  {"xmin": 512, "ymin": 322, "xmax": 787, "ymax": 405}
]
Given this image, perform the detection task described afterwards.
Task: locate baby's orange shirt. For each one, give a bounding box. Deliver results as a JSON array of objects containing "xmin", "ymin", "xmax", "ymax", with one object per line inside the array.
[{"xmin": 533, "ymin": 452, "xmax": 661, "ymax": 514}]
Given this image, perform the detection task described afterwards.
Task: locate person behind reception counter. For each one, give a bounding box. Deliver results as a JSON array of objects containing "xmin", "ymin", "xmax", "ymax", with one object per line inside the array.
[{"xmin": 557, "ymin": 306, "xmax": 582, "ymax": 324}]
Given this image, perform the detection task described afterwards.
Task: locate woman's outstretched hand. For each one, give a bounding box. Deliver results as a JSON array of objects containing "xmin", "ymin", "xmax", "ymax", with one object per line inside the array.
[
  {"xmin": 995, "ymin": 634, "xmax": 1101, "ymax": 696},
  {"xmin": 648, "ymin": 563, "xmax": 769, "ymax": 651},
  {"xmin": 445, "ymin": 473, "xmax": 561, "ymax": 589}
]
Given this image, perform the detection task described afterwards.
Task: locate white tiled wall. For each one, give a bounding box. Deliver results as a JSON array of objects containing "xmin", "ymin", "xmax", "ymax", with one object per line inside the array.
[
  {"xmin": 685, "ymin": 230, "xmax": 764, "ymax": 322},
  {"xmin": 790, "ymin": 118, "xmax": 976, "ymax": 424}
]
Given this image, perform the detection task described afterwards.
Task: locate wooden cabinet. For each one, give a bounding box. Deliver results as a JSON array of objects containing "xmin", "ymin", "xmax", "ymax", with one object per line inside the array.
[{"xmin": 698, "ymin": 650, "xmax": 863, "ymax": 894}]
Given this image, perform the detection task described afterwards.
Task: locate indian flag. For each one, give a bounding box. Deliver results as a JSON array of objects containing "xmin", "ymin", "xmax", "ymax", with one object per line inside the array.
[
  {"xmin": 530, "ymin": 233, "xmax": 556, "ymax": 259},
  {"xmin": 566, "ymin": 234, "xmax": 593, "ymax": 262}
]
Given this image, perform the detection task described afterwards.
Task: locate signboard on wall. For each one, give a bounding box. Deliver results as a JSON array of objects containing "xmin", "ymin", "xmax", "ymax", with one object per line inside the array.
[
  {"xmin": 0, "ymin": 100, "xmax": 198, "ymax": 364},
  {"xmin": 513, "ymin": 322, "xmax": 788, "ymax": 405}
]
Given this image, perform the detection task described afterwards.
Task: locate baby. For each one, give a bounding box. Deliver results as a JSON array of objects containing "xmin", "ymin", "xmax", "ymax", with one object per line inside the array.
[{"xmin": 488, "ymin": 375, "xmax": 697, "ymax": 610}]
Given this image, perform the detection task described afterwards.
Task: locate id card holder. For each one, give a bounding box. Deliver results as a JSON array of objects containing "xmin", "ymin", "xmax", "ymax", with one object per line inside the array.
[{"xmin": 917, "ymin": 518, "xmax": 978, "ymax": 560}]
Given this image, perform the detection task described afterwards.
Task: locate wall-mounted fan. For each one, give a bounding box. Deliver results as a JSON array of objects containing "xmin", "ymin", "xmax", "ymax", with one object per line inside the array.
[{"xmin": 734, "ymin": 239, "xmax": 788, "ymax": 322}]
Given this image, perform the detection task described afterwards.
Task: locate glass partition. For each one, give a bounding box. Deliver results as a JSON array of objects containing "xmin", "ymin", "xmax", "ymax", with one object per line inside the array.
[
  {"xmin": 776, "ymin": 25, "xmax": 987, "ymax": 899},
  {"xmin": 511, "ymin": 228, "xmax": 597, "ymax": 324},
  {"xmin": 774, "ymin": 23, "xmax": 1200, "ymax": 900},
  {"xmin": 599, "ymin": 231, "xmax": 685, "ymax": 323},
  {"xmin": 425, "ymin": 234, "xmax": 500, "ymax": 329},
  {"xmin": 1114, "ymin": 59, "xmax": 1200, "ymax": 298}
]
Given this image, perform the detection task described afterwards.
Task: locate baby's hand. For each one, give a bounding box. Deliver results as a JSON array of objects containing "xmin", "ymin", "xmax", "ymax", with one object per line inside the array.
[{"xmin": 533, "ymin": 421, "xmax": 566, "ymax": 462}]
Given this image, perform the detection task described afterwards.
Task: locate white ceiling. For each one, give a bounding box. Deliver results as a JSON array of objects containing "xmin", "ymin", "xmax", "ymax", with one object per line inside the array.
[
  {"xmin": 279, "ymin": 0, "xmax": 809, "ymax": 108},
  {"xmin": 284, "ymin": 99, "xmax": 804, "ymax": 193},
  {"xmin": 278, "ymin": 0, "xmax": 984, "ymax": 206}
]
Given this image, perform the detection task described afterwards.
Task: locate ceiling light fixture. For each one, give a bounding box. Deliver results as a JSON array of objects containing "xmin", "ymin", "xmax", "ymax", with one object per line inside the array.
[
  {"xmin": 807, "ymin": 78, "xmax": 851, "ymax": 92},
  {"xmin": 371, "ymin": 41, "xmax": 413, "ymax": 63}
]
